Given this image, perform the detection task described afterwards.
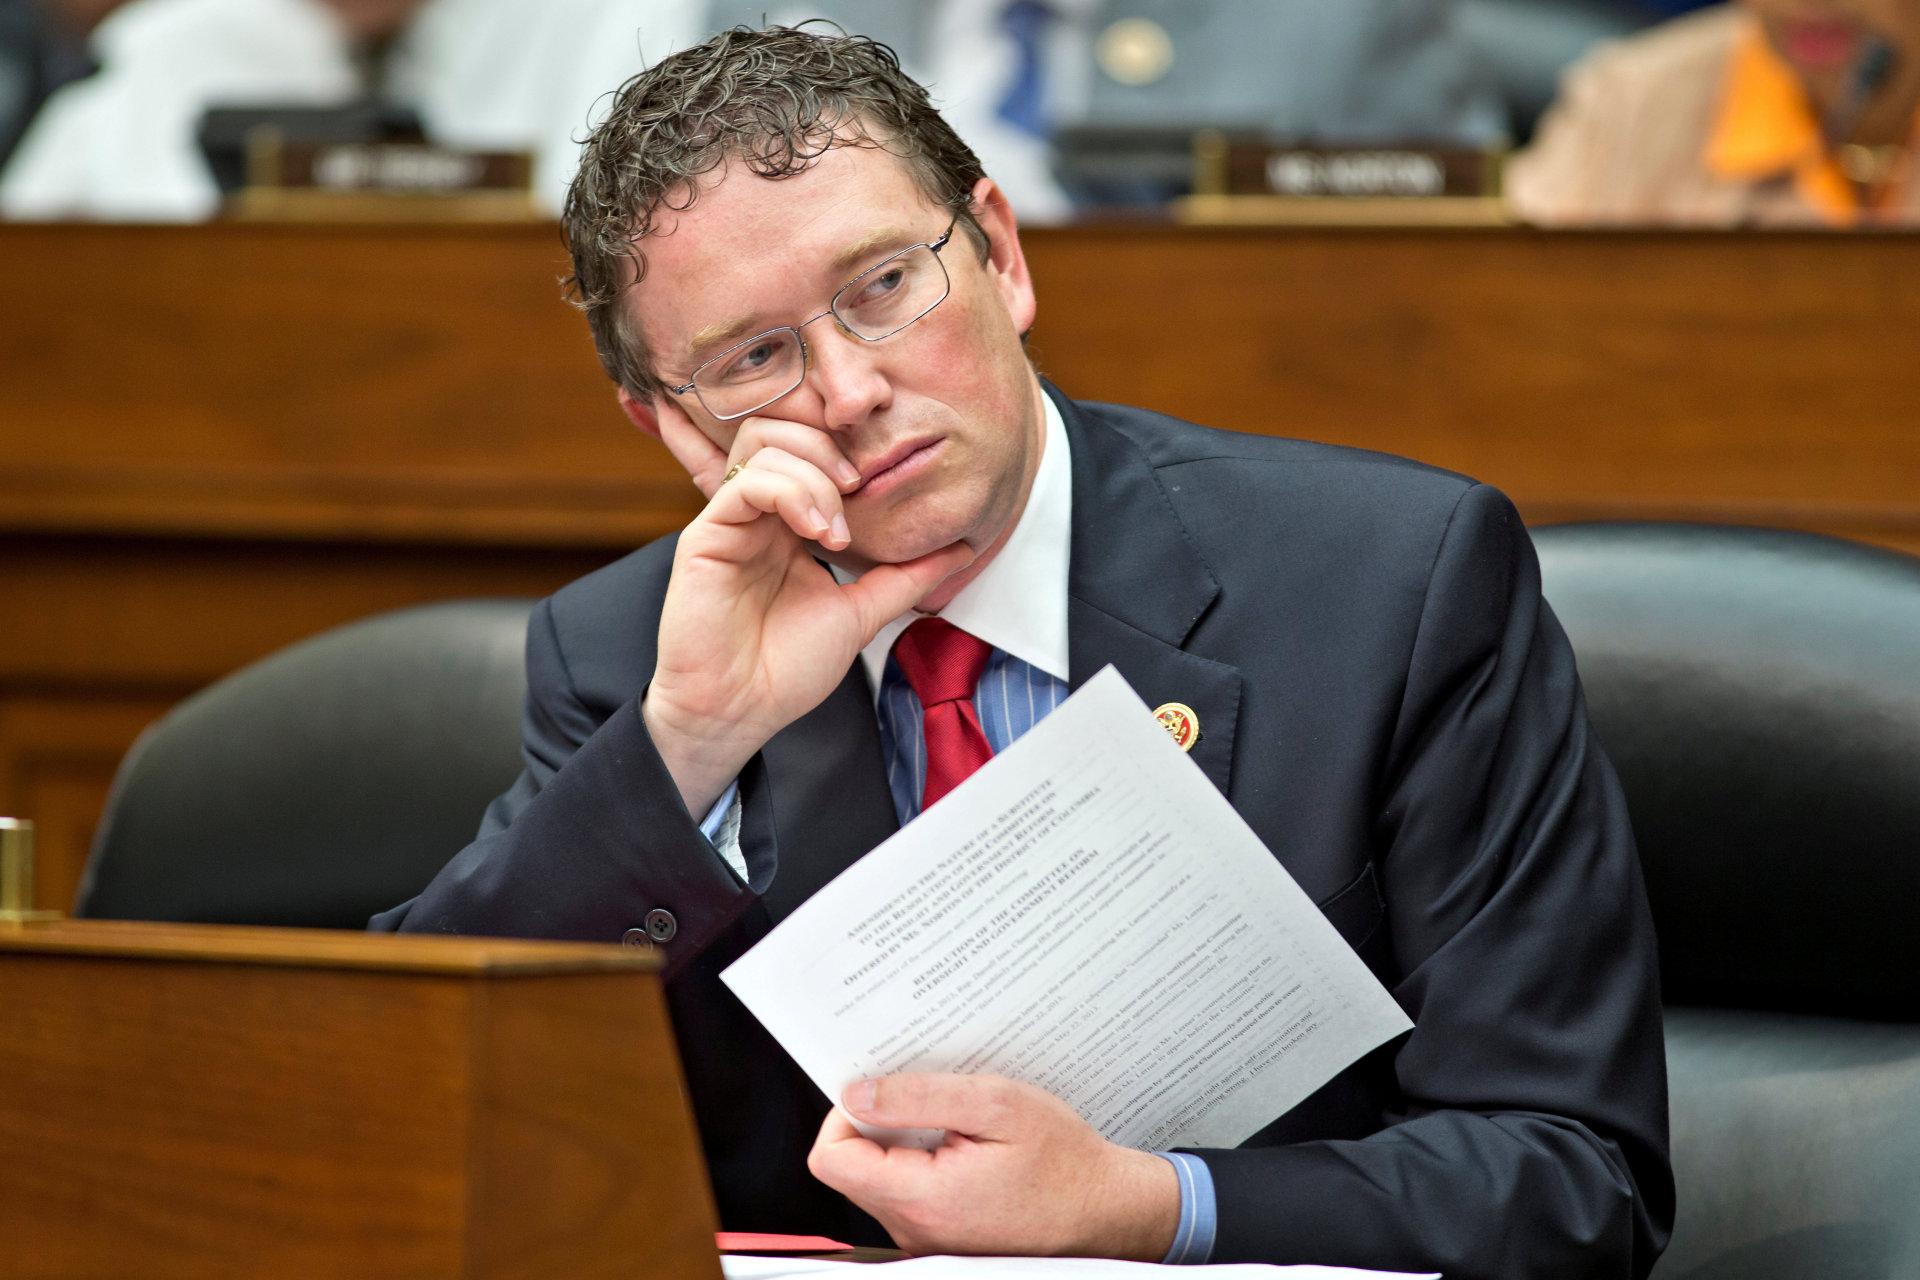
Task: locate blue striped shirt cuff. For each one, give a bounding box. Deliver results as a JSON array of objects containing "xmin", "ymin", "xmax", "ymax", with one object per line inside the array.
[
  {"xmin": 696, "ymin": 779, "xmax": 744, "ymax": 882},
  {"xmin": 1155, "ymin": 1151, "xmax": 1217, "ymax": 1264},
  {"xmin": 697, "ymin": 780, "xmax": 737, "ymax": 835}
]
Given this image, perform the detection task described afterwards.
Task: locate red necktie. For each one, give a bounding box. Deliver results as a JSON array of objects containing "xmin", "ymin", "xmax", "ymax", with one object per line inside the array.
[{"xmin": 891, "ymin": 618, "xmax": 995, "ymax": 809}]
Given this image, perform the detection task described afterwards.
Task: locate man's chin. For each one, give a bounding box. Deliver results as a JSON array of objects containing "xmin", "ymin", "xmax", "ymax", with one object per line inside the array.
[{"xmin": 831, "ymin": 525, "xmax": 970, "ymax": 573}]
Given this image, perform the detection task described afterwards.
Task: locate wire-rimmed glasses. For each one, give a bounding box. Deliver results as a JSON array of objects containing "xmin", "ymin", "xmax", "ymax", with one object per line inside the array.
[{"xmin": 667, "ymin": 216, "xmax": 960, "ymax": 422}]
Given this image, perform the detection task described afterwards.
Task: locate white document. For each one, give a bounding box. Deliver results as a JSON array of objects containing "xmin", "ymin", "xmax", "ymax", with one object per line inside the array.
[
  {"xmin": 721, "ymin": 666, "xmax": 1411, "ymax": 1152},
  {"xmin": 721, "ymin": 1257, "xmax": 1437, "ymax": 1279}
]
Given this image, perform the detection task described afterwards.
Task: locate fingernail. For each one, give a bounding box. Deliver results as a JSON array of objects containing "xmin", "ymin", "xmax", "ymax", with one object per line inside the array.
[
  {"xmin": 831, "ymin": 514, "xmax": 850, "ymax": 544},
  {"xmin": 844, "ymin": 1078, "xmax": 877, "ymax": 1115},
  {"xmin": 837, "ymin": 462, "xmax": 860, "ymax": 488},
  {"xmin": 807, "ymin": 506, "xmax": 828, "ymax": 536}
]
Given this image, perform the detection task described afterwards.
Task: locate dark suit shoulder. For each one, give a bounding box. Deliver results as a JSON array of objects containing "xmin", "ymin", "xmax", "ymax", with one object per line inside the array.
[
  {"xmin": 1070, "ymin": 398, "xmax": 1486, "ymax": 573},
  {"xmin": 1076, "ymin": 397, "xmax": 1473, "ymax": 492}
]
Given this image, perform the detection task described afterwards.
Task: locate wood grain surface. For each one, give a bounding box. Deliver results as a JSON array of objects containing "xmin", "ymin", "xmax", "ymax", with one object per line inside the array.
[
  {"xmin": 1, "ymin": 917, "xmax": 661, "ymax": 973},
  {"xmin": 4, "ymin": 222, "xmax": 1917, "ymax": 550},
  {"xmin": 0, "ymin": 924, "xmax": 717, "ymax": 1279}
]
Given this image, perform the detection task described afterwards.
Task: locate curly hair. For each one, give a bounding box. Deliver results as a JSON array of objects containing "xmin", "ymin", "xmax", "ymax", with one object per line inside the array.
[{"xmin": 561, "ymin": 24, "xmax": 989, "ymax": 399}]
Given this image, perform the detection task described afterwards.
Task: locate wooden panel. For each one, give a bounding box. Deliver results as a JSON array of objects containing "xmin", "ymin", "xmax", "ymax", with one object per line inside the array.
[
  {"xmin": 473, "ymin": 974, "xmax": 715, "ymax": 1277},
  {"xmin": 0, "ymin": 535, "xmax": 598, "ymax": 686},
  {"xmin": 1023, "ymin": 226, "xmax": 1920, "ymax": 554},
  {"xmin": 4, "ymin": 223, "xmax": 1920, "ymax": 552},
  {"xmin": 7, "ymin": 918, "xmax": 664, "ymax": 974},
  {"xmin": 5, "ymin": 954, "xmax": 468, "ymax": 1277},
  {"xmin": 0, "ymin": 924, "xmax": 718, "ymax": 1280},
  {"xmin": 0, "ymin": 222, "xmax": 688, "ymax": 548}
]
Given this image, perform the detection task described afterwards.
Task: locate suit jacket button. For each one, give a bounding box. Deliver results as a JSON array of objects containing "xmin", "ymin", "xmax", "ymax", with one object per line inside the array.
[
  {"xmin": 621, "ymin": 927, "xmax": 651, "ymax": 950},
  {"xmin": 643, "ymin": 908, "xmax": 678, "ymax": 943}
]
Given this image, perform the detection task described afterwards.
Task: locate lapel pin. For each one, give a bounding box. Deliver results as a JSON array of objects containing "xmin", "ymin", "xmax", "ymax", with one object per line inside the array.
[{"xmin": 1152, "ymin": 702, "xmax": 1200, "ymax": 752}]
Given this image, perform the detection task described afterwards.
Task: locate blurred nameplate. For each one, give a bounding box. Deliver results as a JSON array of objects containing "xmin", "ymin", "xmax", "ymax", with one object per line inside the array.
[
  {"xmin": 1179, "ymin": 133, "xmax": 1509, "ymax": 227},
  {"xmin": 234, "ymin": 135, "xmax": 540, "ymax": 222},
  {"xmin": 1214, "ymin": 141, "xmax": 1502, "ymax": 199}
]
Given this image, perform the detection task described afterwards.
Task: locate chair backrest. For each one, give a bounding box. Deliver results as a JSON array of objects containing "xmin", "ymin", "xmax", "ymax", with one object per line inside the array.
[
  {"xmin": 1534, "ymin": 523, "xmax": 1920, "ymax": 1280},
  {"xmin": 77, "ymin": 599, "xmax": 533, "ymax": 929}
]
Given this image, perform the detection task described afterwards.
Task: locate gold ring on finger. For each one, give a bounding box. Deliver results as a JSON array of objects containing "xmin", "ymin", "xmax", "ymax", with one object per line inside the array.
[{"xmin": 723, "ymin": 462, "xmax": 746, "ymax": 483}]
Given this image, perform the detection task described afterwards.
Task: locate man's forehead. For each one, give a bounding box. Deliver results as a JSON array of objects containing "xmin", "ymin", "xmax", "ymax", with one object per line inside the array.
[{"xmin": 626, "ymin": 146, "xmax": 945, "ymax": 366}]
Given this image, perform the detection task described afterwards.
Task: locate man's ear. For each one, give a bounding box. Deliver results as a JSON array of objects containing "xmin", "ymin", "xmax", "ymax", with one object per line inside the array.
[
  {"xmin": 967, "ymin": 176, "xmax": 1037, "ymax": 336},
  {"xmin": 617, "ymin": 386, "xmax": 662, "ymax": 440}
]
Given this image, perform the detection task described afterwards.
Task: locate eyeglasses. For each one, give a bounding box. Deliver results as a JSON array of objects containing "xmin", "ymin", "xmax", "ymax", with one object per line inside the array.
[{"xmin": 667, "ymin": 216, "xmax": 960, "ymax": 422}]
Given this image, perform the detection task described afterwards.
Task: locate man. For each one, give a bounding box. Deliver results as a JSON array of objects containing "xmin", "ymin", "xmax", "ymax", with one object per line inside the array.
[{"xmin": 376, "ymin": 25, "xmax": 1673, "ymax": 1275}]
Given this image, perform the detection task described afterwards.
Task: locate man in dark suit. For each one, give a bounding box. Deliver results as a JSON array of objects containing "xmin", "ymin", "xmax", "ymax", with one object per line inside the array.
[{"xmin": 375, "ymin": 24, "xmax": 1673, "ymax": 1276}]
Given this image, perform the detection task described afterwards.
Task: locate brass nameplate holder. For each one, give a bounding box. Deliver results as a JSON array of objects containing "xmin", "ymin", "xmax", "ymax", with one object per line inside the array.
[
  {"xmin": 0, "ymin": 818, "xmax": 60, "ymax": 924},
  {"xmin": 232, "ymin": 131, "xmax": 542, "ymax": 222},
  {"xmin": 1178, "ymin": 131, "xmax": 1511, "ymax": 227}
]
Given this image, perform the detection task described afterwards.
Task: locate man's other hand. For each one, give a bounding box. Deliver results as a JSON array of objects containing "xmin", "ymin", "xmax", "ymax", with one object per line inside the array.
[{"xmin": 808, "ymin": 1074, "xmax": 1180, "ymax": 1261}]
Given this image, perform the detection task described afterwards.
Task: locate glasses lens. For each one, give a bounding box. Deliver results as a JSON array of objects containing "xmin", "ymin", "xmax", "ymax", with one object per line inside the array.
[
  {"xmin": 694, "ymin": 327, "xmax": 806, "ymax": 420},
  {"xmin": 832, "ymin": 244, "xmax": 951, "ymax": 340}
]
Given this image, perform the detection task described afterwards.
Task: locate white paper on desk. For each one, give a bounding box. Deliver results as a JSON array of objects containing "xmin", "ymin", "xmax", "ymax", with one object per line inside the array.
[
  {"xmin": 721, "ymin": 1256, "xmax": 1438, "ymax": 1278},
  {"xmin": 721, "ymin": 666, "xmax": 1411, "ymax": 1152}
]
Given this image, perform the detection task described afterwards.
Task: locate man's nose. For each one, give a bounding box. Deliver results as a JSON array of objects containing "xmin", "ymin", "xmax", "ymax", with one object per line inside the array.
[{"xmin": 800, "ymin": 320, "xmax": 893, "ymax": 433}]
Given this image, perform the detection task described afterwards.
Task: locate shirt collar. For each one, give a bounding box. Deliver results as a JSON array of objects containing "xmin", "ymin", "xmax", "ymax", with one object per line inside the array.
[{"xmin": 840, "ymin": 387, "xmax": 1073, "ymax": 701}]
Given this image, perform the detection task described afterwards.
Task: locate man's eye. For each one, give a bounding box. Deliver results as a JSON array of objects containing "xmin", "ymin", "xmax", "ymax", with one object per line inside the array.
[
  {"xmin": 717, "ymin": 337, "xmax": 785, "ymax": 383},
  {"xmin": 859, "ymin": 266, "xmax": 907, "ymax": 302}
]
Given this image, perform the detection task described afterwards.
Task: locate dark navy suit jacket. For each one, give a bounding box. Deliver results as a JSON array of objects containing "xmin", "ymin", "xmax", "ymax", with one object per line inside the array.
[{"xmin": 375, "ymin": 388, "xmax": 1674, "ymax": 1278}]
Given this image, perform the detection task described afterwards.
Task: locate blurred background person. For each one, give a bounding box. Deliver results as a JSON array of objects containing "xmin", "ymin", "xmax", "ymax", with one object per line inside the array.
[
  {"xmin": 0, "ymin": 0, "xmax": 121, "ymax": 168},
  {"xmin": 5, "ymin": 0, "xmax": 1518, "ymax": 224},
  {"xmin": 1508, "ymin": 0, "xmax": 1920, "ymax": 225},
  {"xmin": 5, "ymin": 0, "xmax": 1733, "ymax": 226},
  {"xmin": 0, "ymin": 0, "xmax": 700, "ymax": 219}
]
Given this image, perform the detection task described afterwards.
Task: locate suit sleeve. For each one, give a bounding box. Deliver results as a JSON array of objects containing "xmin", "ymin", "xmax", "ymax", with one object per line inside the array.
[
  {"xmin": 1192, "ymin": 484, "xmax": 1674, "ymax": 1278},
  {"xmin": 369, "ymin": 596, "xmax": 750, "ymax": 980}
]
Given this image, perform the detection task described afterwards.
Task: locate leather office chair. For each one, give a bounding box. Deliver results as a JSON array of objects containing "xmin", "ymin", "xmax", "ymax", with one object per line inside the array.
[
  {"xmin": 77, "ymin": 599, "xmax": 533, "ymax": 928},
  {"xmin": 1534, "ymin": 523, "xmax": 1920, "ymax": 1280}
]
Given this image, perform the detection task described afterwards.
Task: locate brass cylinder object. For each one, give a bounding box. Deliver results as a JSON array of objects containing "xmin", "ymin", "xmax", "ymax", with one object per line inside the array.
[{"xmin": 0, "ymin": 818, "xmax": 59, "ymax": 923}]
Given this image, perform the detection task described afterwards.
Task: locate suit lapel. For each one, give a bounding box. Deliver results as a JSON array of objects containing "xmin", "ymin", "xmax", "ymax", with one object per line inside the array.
[
  {"xmin": 1059, "ymin": 392, "xmax": 1243, "ymax": 800},
  {"xmin": 752, "ymin": 661, "xmax": 901, "ymax": 924}
]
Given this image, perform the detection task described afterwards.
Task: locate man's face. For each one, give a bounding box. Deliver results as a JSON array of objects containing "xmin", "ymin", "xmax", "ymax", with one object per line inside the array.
[
  {"xmin": 1742, "ymin": 0, "xmax": 1920, "ymax": 97},
  {"xmin": 627, "ymin": 143, "xmax": 1044, "ymax": 573}
]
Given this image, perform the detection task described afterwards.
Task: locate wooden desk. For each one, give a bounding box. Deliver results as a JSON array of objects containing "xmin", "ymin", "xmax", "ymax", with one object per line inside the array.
[
  {"xmin": 0, "ymin": 921, "xmax": 720, "ymax": 1279},
  {"xmin": 4, "ymin": 222, "xmax": 1918, "ymax": 909}
]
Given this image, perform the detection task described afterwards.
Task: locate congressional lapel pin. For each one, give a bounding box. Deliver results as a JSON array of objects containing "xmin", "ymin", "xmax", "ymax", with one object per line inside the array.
[
  {"xmin": 1153, "ymin": 702, "xmax": 1200, "ymax": 752},
  {"xmin": 1096, "ymin": 18, "xmax": 1174, "ymax": 87}
]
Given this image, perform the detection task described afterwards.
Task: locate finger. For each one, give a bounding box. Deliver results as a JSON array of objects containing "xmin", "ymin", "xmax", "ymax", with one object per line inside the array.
[
  {"xmin": 807, "ymin": 1107, "xmax": 935, "ymax": 1198},
  {"xmin": 727, "ymin": 415, "xmax": 861, "ymax": 492},
  {"xmin": 653, "ymin": 395, "xmax": 733, "ymax": 498},
  {"xmin": 711, "ymin": 465, "xmax": 841, "ymax": 544},
  {"xmin": 732, "ymin": 448, "xmax": 850, "ymax": 549},
  {"xmin": 838, "ymin": 543, "xmax": 979, "ymax": 639},
  {"xmin": 842, "ymin": 1073, "xmax": 1030, "ymax": 1141},
  {"xmin": 816, "ymin": 1103, "xmax": 864, "ymax": 1145}
]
